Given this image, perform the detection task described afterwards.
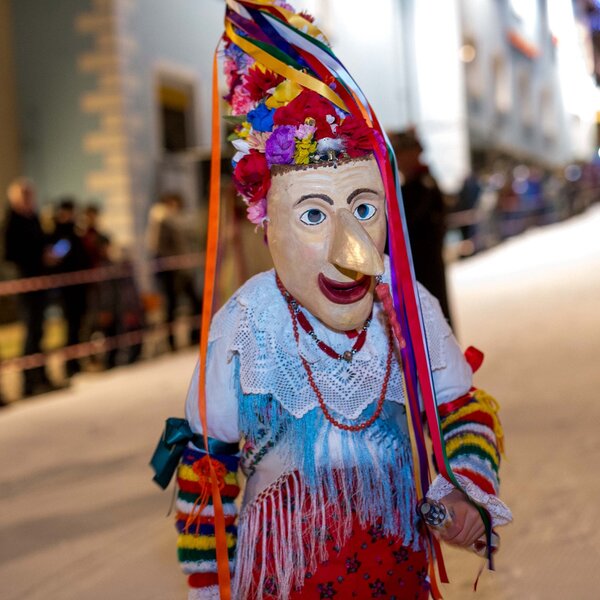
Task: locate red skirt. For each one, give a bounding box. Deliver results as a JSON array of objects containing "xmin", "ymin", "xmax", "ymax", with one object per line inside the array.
[
  {"xmin": 255, "ymin": 511, "xmax": 429, "ymax": 599},
  {"xmin": 284, "ymin": 522, "xmax": 429, "ymax": 599}
]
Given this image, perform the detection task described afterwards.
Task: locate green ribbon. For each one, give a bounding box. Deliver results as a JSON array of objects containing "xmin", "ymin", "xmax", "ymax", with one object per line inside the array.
[{"xmin": 150, "ymin": 418, "xmax": 198, "ymax": 489}]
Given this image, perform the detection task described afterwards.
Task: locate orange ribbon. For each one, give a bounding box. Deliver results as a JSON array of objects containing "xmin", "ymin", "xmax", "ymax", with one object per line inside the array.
[{"xmin": 196, "ymin": 47, "xmax": 232, "ymax": 600}]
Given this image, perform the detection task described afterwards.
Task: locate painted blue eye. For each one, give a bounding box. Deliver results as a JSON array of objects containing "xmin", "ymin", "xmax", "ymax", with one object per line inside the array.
[
  {"xmin": 300, "ymin": 208, "xmax": 327, "ymax": 226},
  {"xmin": 353, "ymin": 203, "xmax": 376, "ymax": 221}
]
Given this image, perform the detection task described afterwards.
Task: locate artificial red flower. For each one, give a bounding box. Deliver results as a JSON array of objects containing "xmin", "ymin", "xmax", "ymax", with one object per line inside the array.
[
  {"xmin": 274, "ymin": 89, "xmax": 337, "ymax": 139},
  {"xmin": 243, "ymin": 67, "xmax": 284, "ymax": 102},
  {"xmin": 337, "ymin": 115, "xmax": 374, "ymax": 158},
  {"xmin": 299, "ymin": 11, "xmax": 315, "ymax": 23},
  {"xmin": 233, "ymin": 150, "xmax": 271, "ymax": 203}
]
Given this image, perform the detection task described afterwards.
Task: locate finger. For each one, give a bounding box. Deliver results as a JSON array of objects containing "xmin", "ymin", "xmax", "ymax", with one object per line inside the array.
[
  {"xmin": 447, "ymin": 514, "xmax": 482, "ymax": 547},
  {"xmin": 464, "ymin": 521, "xmax": 486, "ymax": 547},
  {"xmin": 438, "ymin": 521, "xmax": 463, "ymax": 542},
  {"xmin": 444, "ymin": 521, "xmax": 469, "ymax": 545}
]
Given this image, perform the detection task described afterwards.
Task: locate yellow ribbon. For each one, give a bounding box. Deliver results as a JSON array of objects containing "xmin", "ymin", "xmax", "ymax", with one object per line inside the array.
[
  {"xmin": 225, "ymin": 20, "xmax": 348, "ymax": 112},
  {"xmin": 400, "ymin": 377, "xmax": 425, "ymax": 502}
]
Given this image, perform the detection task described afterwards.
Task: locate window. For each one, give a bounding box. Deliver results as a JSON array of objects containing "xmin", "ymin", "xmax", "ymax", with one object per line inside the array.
[
  {"xmin": 493, "ymin": 55, "xmax": 511, "ymax": 115},
  {"xmin": 517, "ymin": 68, "xmax": 533, "ymax": 130},
  {"xmin": 158, "ymin": 80, "xmax": 196, "ymax": 153},
  {"xmin": 539, "ymin": 87, "xmax": 555, "ymax": 142}
]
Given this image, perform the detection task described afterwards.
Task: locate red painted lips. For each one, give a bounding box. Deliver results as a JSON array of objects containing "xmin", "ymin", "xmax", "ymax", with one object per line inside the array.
[{"xmin": 318, "ymin": 273, "xmax": 372, "ymax": 304}]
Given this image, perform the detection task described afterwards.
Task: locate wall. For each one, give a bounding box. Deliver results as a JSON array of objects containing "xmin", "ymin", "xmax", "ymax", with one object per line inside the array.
[
  {"xmin": 9, "ymin": 0, "xmax": 224, "ymax": 256},
  {"xmin": 105, "ymin": 0, "xmax": 224, "ymax": 286},
  {"xmin": 294, "ymin": 0, "xmax": 470, "ymax": 192},
  {"xmin": 411, "ymin": 0, "xmax": 470, "ymax": 192},
  {"xmin": 0, "ymin": 0, "xmax": 21, "ymax": 215},
  {"xmin": 113, "ymin": 0, "xmax": 223, "ymax": 232},
  {"xmin": 10, "ymin": 0, "xmax": 103, "ymax": 207},
  {"xmin": 459, "ymin": 0, "xmax": 596, "ymax": 167}
]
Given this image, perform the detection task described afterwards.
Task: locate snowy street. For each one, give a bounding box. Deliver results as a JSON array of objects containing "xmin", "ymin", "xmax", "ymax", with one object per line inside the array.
[{"xmin": 1, "ymin": 207, "xmax": 600, "ymax": 600}]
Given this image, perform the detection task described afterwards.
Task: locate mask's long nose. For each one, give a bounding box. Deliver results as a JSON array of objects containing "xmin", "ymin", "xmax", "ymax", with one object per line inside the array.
[{"xmin": 328, "ymin": 208, "xmax": 384, "ymax": 276}]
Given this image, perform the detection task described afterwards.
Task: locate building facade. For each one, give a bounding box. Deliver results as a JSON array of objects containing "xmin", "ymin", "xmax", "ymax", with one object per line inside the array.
[
  {"xmin": 1, "ymin": 0, "xmax": 597, "ymax": 277},
  {"xmin": 459, "ymin": 0, "xmax": 599, "ymax": 172}
]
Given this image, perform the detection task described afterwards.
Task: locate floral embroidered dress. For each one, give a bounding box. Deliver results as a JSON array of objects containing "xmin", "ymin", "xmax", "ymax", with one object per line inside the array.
[{"xmin": 167, "ymin": 262, "xmax": 511, "ymax": 600}]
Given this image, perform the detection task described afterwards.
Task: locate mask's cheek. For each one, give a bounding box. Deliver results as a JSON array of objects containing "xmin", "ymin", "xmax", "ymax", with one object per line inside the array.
[
  {"xmin": 275, "ymin": 237, "xmax": 326, "ymax": 297},
  {"xmin": 361, "ymin": 212, "xmax": 387, "ymax": 253}
]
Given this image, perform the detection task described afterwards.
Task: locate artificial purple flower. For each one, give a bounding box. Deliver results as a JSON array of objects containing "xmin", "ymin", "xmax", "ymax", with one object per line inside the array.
[
  {"xmin": 223, "ymin": 41, "xmax": 254, "ymax": 73},
  {"xmin": 265, "ymin": 125, "xmax": 296, "ymax": 167},
  {"xmin": 296, "ymin": 123, "xmax": 316, "ymax": 139},
  {"xmin": 274, "ymin": 0, "xmax": 295, "ymax": 10}
]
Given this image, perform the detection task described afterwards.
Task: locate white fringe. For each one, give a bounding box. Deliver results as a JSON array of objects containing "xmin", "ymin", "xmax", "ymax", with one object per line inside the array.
[
  {"xmin": 188, "ymin": 585, "xmax": 220, "ymax": 600},
  {"xmin": 232, "ymin": 469, "xmax": 382, "ymax": 600}
]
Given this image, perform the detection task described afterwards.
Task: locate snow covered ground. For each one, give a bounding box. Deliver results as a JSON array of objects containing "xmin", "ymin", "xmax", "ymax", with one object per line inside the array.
[{"xmin": 1, "ymin": 206, "xmax": 599, "ymax": 599}]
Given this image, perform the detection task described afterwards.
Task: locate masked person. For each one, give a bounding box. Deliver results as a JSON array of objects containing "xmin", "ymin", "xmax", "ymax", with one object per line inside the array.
[{"xmin": 151, "ymin": 3, "xmax": 511, "ymax": 599}]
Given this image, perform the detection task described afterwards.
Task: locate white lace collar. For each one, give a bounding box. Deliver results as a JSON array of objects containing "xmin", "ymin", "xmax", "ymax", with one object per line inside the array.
[
  {"xmin": 209, "ymin": 261, "xmax": 405, "ymax": 420},
  {"xmin": 208, "ymin": 257, "xmax": 455, "ymax": 419}
]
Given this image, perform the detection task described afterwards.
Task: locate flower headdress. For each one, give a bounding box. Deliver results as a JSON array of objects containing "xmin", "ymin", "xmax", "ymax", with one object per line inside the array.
[{"xmin": 223, "ymin": 3, "xmax": 382, "ymax": 225}]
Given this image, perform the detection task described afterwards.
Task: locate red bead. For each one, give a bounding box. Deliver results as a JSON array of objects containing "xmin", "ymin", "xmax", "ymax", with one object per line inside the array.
[
  {"xmin": 296, "ymin": 310, "xmax": 312, "ymax": 333},
  {"xmin": 277, "ymin": 272, "xmax": 392, "ymax": 433},
  {"xmin": 354, "ymin": 330, "xmax": 367, "ymax": 352}
]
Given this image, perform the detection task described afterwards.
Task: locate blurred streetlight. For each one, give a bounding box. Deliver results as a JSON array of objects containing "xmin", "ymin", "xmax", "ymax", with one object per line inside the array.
[
  {"xmin": 564, "ymin": 164, "xmax": 582, "ymax": 182},
  {"xmin": 458, "ymin": 43, "xmax": 476, "ymax": 63}
]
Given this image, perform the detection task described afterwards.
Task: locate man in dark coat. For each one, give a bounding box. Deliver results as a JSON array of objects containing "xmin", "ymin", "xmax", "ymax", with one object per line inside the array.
[
  {"xmin": 48, "ymin": 198, "xmax": 90, "ymax": 377},
  {"xmin": 4, "ymin": 178, "xmax": 57, "ymax": 395},
  {"xmin": 391, "ymin": 130, "xmax": 453, "ymax": 326}
]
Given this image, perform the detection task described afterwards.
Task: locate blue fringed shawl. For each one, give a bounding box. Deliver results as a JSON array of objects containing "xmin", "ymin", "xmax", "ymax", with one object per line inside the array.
[{"xmin": 233, "ymin": 354, "xmax": 421, "ymax": 599}]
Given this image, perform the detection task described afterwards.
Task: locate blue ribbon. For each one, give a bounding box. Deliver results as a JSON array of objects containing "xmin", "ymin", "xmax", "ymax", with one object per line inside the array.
[{"xmin": 150, "ymin": 418, "xmax": 198, "ymax": 489}]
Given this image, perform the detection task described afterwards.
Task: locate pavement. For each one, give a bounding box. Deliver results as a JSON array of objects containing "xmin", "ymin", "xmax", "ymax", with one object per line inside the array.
[{"xmin": 1, "ymin": 205, "xmax": 600, "ymax": 599}]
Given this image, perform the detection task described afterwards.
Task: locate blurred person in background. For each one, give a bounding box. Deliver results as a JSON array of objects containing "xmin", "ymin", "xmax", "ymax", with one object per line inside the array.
[
  {"xmin": 392, "ymin": 129, "xmax": 453, "ymax": 326},
  {"xmin": 81, "ymin": 203, "xmax": 109, "ymax": 268},
  {"xmin": 48, "ymin": 198, "xmax": 90, "ymax": 377},
  {"xmin": 86, "ymin": 237, "xmax": 144, "ymax": 369},
  {"xmin": 455, "ymin": 172, "xmax": 482, "ymax": 254},
  {"xmin": 3, "ymin": 178, "xmax": 61, "ymax": 395},
  {"xmin": 147, "ymin": 192, "xmax": 202, "ymax": 351}
]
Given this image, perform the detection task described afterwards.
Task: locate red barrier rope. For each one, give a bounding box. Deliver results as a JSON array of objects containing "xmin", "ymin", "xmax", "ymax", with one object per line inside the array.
[{"xmin": 0, "ymin": 253, "xmax": 204, "ymax": 296}]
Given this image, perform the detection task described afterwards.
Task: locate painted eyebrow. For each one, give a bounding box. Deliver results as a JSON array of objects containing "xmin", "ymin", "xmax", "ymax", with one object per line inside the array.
[
  {"xmin": 295, "ymin": 193, "xmax": 334, "ymax": 206},
  {"xmin": 347, "ymin": 188, "xmax": 379, "ymax": 204}
]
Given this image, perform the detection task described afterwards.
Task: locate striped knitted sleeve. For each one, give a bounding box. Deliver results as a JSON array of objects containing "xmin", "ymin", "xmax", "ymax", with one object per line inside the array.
[
  {"xmin": 438, "ymin": 388, "xmax": 504, "ymax": 496},
  {"xmin": 176, "ymin": 443, "xmax": 240, "ymax": 600}
]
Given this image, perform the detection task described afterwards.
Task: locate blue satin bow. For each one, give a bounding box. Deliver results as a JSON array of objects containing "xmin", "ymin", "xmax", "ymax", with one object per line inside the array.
[
  {"xmin": 150, "ymin": 418, "xmax": 240, "ymax": 489},
  {"xmin": 150, "ymin": 418, "xmax": 201, "ymax": 489}
]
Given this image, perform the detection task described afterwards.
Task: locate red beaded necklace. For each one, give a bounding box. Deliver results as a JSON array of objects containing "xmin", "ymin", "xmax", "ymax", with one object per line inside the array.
[
  {"xmin": 276, "ymin": 274, "xmax": 393, "ymax": 432},
  {"xmin": 276, "ymin": 274, "xmax": 372, "ymax": 362}
]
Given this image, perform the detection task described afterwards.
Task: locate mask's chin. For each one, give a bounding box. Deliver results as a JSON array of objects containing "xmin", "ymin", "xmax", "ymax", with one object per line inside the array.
[{"xmin": 304, "ymin": 285, "xmax": 375, "ymax": 332}]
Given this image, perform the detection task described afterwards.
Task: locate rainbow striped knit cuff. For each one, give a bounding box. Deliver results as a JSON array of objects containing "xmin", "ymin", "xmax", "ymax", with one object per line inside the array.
[
  {"xmin": 439, "ymin": 389, "xmax": 504, "ymax": 496},
  {"xmin": 176, "ymin": 444, "xmax": 240, "ymax": 592}
]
